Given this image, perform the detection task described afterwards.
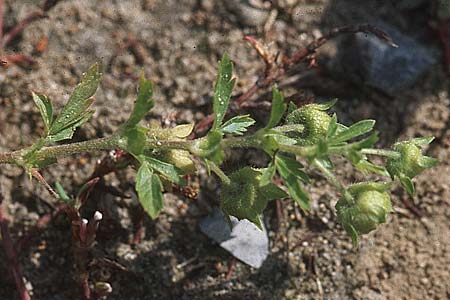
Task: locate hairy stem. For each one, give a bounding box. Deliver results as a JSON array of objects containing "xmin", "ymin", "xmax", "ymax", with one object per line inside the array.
[
  {"xmin": 208, "ymin": 161, "xmax": 231, "ymax": 185},
  {"xmin": 360, "ymin": 148, "xmax": 400, "ymax": 159},
  {"xmin": 312, "ymin": 158, "xmax": 353, "ymax": 204}
]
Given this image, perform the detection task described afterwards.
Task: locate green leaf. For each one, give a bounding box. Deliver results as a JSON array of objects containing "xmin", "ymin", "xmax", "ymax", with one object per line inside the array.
[
  {"xmin": 418, "ymin": 156, "xmax": 438, "ymax": 168},
  {"xmin": 314, "ymin": 98, "xmax": 337, "ymax": 111},
  {"xmin": 212, "ymin": 53, "xmax": 235, "ymax": 131},
  {"xmin": 411, "ymin": 136, "xmax": 435, "ymax": 146},
  {"xmin": 259, "ymin": 183, "xmax": 288, "ymax": 199},
  {"xmin": 46, "ymin": 110, "xmax": 95, "ymax": 142},
  {"xmin": 265, "ymin": 133, "xmax": 297, "ymax": 146},
  {"xmin": 266, "ymin": 88, "xmax": 286, "ymax": 129},
  {"xmin": 170, "ymin": 123, "xmax": 194, "ymax": 138},
  {"xmin": 32, "ymin": 92, "xmax": 53, "ymax": 134},
  {"xmin": 125, "ymin": 126, "xmax": 148, "ymax": 156},
  {"xmin": 50, "ymin": 64, "xmax": 101, "ymax": 134},
  {"xmin": 55, "ymin": 182, "xmax": 71, "ymax": 203},
  {"xmin": 333, "ymin": 132, "xmax": 379, "ymax": 152},
  {"xmin": 275, "ymin": 154, "xmax": 311, "ymax": 210},
  {"xmin": 287, "ymin": 102, "xmax": 297, "ymax": 114},
  {"xmin": 192, "ymin": 130, "xmax": 224, "ymax": 164},
  {"xmin": 332, "ymin": 119, "xmax": 375, "ymax": 144},
  {"xmin": 327, "ymin": 113, "xmax": 338, "ymax": 139},
  {"xmin": 145, "ymin": 156, "xmax": 186, "ymax": 186},
  {"xmin": 136, "ymin": 161, "xmax": 164, "ymax": 219},
  {"xmin": 126, "ymin": 72, "xmax": 154, "ymax": 128},
  {"xmin": 314, "ymin": 157, "xmax": 334, "ymax": 170},
  {"xmin": 399, "ymin": 176, "xmax": 415, "ymax": 197},
  {"xmin": 347, "ymin": 151, "xmax": 389, "ymax": 176},
  {"xmin": 219, "ymin": 115, "xmax": 255, "ymax": 135},
  {"xmin": 260, "ymin": 163, "xmax": 276, "ymax": 186}
]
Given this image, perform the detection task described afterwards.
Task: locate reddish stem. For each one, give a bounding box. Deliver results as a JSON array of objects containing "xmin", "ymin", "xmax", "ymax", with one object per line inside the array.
[
  {"xmin": 436, "ymin": 20, "xmax": 450, "ymax": 74},
  {"xmin": 0, "ymin": 0, "xmax": 4, "ymax": 45},
  {"xmin": 132, "ymin": 206, "xmax": 145, "ymax": 245},
  {"xmin": 1, "ymin": 10, "xmax": 45, "ymax": 48},
  {"xmin": 225, "ymin": 258, "xmax": 235, "ymax": 280},
  {"xmin": 4, "ymin": 54, "xmax": 36, "ymax": 65},
  {"xmin": 0, "ymin": 200, "xmax": 31, "ymax": 300}
]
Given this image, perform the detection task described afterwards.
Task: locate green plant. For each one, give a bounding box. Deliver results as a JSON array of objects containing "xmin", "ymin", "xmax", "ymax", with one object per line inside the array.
[{"xmin": 0, "ymin": 53, "xmax": 438, "ymax": 246}]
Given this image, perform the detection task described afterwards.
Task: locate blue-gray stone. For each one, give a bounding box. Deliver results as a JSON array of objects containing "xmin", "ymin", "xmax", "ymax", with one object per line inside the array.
[
  {"xmin": 199, "ymin": 208, "xmax": 269, "ymax": 268},
  {"xmin": 335, "ymin": 22, "xmax": 436, "ymax": 95}
]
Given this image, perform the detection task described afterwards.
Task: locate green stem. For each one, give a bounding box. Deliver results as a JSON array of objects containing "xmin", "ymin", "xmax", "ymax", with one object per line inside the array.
[
  {"xmin": 220, "ymin": 135, "xmax": 260, "ymax": 149},
  {"xmin": 312, "ymin": 158, "xmax": 353, "ymax": 204},
  {"xmin": 278, "ymin": 144, "xmax": 317, "ymax": 157},
  {"xmin": 360, "ymin": 148, "xmax": 400, "ymax": 159},
  {"xmin": 208, "ymin": 161, "xmax": 231, "ymax": 185},
  {"xmin": 0, "ymin": 135, "xmax": 195, "ymax": 166}
]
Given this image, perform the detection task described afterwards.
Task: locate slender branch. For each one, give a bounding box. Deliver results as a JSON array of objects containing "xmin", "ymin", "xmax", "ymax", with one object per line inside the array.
[
  {"xmin": 1, "ymin": 10, "xmax": 45, "ymax": 48},
  {"xmin": 360, "ymin": 148, "xmax": 400, "ymax": 159},
  {"xmin": 0, "ymin": 0, "xmax": 4, "ymax": 45},
  {"xmin": 208, "ymin": 161, "xmax": 231, "ymax": 185},
  {"xmin": 278, "ymin": 144, "xmax": 317, "ymax": 157},
  {"xmin": 312, "ymin": 158, "xmax": 353, "ymax": 204}
]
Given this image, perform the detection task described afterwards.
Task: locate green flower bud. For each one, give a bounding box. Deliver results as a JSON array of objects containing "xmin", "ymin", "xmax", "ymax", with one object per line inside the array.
[
  {"xmin": 336, "ymin": 182, "xmax": 392, "ymax": 242},
  {"xmin": 386, "ymin": 140, "xmax": 437, "ymax": 180},
  {"xmin": 220, "ymin": 167, "xmax": 287, "ymax": 229},
  {"xmin": 161, "ymin": 149, "xmax": 196, "ymax": 174},
  {"xmin": 284, "ymin": 104, "xmax": 331, "ymax": 145}
]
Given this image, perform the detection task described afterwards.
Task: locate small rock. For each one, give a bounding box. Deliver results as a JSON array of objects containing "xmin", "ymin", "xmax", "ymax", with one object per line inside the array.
[
  {"xmin": 223, "ymin": 0, "xmax": 270, "ymax": 27},
  {"xmin": 199, "ymin": 208, "xmax": 269, "ymax": 268},
  {"xmin": 333, "ymin": 22, "xmax": 436, "ymax": 96}
]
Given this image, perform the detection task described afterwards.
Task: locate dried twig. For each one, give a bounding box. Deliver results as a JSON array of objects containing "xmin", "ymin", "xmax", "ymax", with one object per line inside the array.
[
  {"xmin": 194, "ymin": 24, "xmax": 396, "ymax": 135},
  {"xmin": 401, "ymin": 195, "xmax": 424, "ymax": 218}
]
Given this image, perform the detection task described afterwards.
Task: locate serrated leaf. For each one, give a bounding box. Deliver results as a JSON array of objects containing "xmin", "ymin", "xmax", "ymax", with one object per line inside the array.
[
  {"xmin": 46, "ymin": 110, "xmax": 95, "ymax": 142},
  {"xmin": 170, "ymin": 123, "xmax": 194, "ymax": 138},
  {"xmin": 260, "ymin": 163, "xmax": 276, "ymax": 186},
  {"xmin": 51, "ymin": 64, "xmax": 101, "ymax": 134},
  {"xmin": 145, "ymin": 156, "xmax": 186, "ymax": 186},
  {"xmin": 32, "ymin": 92, "xmax": 53, "ymax": 134},
  {"xmin": 332, "ymin": 119, "xmax": 375, "ymax": 144},
  {"xmin": 266, "ymin": 88, "xmax": 286, "ymax": 129},
  {"xmin": 327, "ymin": 113, "xmax": 338, "ymax": 138},
  {"xmin": 275, "ymin": 155, "xmax": 311, "ymax": 210},
  {"xmin": 399, "ymin": 176, "xmax": 415, "ymax": 197},
  {"xmin": 136, "ymin": 161, "xmax": 164, "ymax": 219},
  {"xmin": 219, "ymin": 115, "xmax": 255, "ymax": 135},
  {"xmin": 126, "ymin": 72, "xmax": 154, "ymax": 128},
  {"xmin": 212, "ymin": 53, "xmax": 235, "ymax": 131}
]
